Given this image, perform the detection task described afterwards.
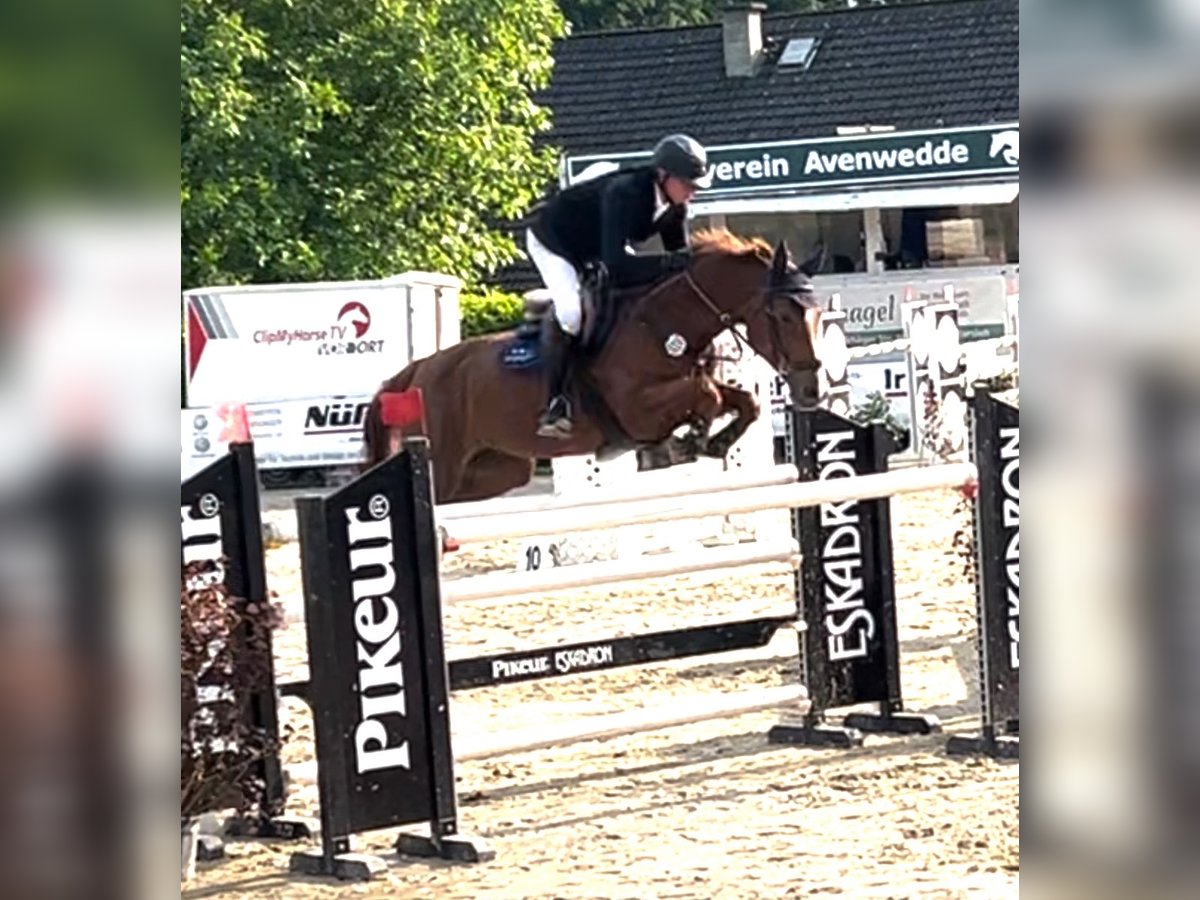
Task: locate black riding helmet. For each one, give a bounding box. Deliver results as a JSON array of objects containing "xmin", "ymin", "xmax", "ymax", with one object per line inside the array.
[{"xmin": 651, "ymin": 134, "xmax": 713, "ymax": 190}]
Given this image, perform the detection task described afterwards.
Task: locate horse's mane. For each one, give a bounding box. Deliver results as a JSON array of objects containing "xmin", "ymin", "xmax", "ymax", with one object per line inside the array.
[{"xmin": 690, "ymin": 228, "xmax": 773, "ymax": 262}]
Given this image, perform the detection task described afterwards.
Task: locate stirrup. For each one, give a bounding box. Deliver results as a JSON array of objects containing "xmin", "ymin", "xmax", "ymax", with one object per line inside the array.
[
  {"xmin": 537, "ymin": 416, "xmax": 574, "ymax": 439},
  {"xmin": 537, "ymin": 399, "xmax": 574, "ymax": 438}
]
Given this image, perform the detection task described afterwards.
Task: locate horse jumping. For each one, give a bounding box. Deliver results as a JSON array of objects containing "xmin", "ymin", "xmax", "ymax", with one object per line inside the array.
[{"xmin": 362, "ymin": 230, "xmax": 825, "ymax": 503}]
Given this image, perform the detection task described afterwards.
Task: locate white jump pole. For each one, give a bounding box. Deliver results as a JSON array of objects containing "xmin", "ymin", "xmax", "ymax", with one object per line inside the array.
[
  {"xmin": 445, "ymin": 462, "xmax": 977, "ymax": 546},
  {"xmin": 455, "ymin": 684, "xmax": 809, "ymax": 762},
  {"xmin": 435, "ymin": 463, "xmax": 800, "ymax": 522},
  {"xmin": 443, "ymin": 537, "xmax": 800, "ymax": 605}
]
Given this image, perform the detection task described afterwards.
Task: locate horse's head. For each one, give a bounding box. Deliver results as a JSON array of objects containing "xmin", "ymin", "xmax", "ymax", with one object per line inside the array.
[
  {"xmin": 690, "ymin": 232, "xmax": 823, "ymax": 410},
  {"xmin": 747, "ymin": 240, "xmax": 823, "ymax": 410},
  {"xmin": 686, "ymin": 231, "xmax": 823, "ymax": 409}
]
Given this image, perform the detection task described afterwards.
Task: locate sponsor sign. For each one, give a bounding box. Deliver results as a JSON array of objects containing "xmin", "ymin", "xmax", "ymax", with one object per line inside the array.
[
  {"xmin": 972, "ymin": 393, "xmax": 1020, "ymax": 725},
  {"xmin": 182, "ymin": 395, "xmax": 373, "ymax": 476},
  {"xmin": 812, "ymin": 272, "xmax": 1013, "ymax": 340},
  {"xmin": 180, "ymin": 446, "xmax": 286, "ymax": 815},
  {"xmin": 295, "ymin": 444, "xmax": 455, "ymax": 836},
  {"xmin": 488, "ymin": 645, "xmax": 616, "ymax": 681},
  {"xmin": 768, "ymin": 270, "xmax": 1017, "ymax": 439},
  {"xmin": 566, "ymin": 124, "xmax": 1018, "ymax": 195},
  {"xmin": 183, "ymin": 275, "xmax": 461, "ymax": 407},
  {"xmin": 790, "ymin": 408, "xmax": 901, "ymax": 710},
  {"xmin": 181, "ymin": 273, "xmax": 461, "ymax": 471},
  {"xmin": 770, "ymin": 359, "xmax": 911, "ymax": 441}
]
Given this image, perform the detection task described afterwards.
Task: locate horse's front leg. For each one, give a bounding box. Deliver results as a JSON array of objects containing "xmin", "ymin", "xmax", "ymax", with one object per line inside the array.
[
  {"xmin": 699, "ymin": 380, "xmax": 760, "ymax": 458},
  {"xmin": 638, "ymin": 375, "xmax": 723, "ymax": 469}
]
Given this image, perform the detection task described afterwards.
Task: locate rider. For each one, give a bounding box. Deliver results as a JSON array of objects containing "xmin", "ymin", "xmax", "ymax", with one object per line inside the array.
[{"xmin": 526, "ymin": 133, "xmax": 714, "ymax": 438}]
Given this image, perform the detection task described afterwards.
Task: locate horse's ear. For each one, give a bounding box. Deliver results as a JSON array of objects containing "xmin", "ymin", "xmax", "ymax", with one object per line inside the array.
[
  {"xmin": 798, "ymin": 242, "xmax": 825, "ymax": 278},
  {"xmin": 771, "ymin": 240, "xmax": 789, "ymax": 279}
]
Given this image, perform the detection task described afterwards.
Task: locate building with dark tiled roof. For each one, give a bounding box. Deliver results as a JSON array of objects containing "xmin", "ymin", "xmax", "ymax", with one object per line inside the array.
[
  {"xmin": 496, "ymin": 0, "xmax": 1019, "ymax": 340},
  {"xmin": 545, "ymin": 0, "xmax": 1017, "ymax": 151}
]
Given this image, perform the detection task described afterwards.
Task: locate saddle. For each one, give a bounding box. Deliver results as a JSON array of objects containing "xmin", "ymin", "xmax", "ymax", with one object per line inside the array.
[
  {"xmin": 499, "ymin": 262, "xmax": 620, "ymax": 368},
  {"xmin": 578, "ymin": 261, "xmax": 620, "ymax": 354}
]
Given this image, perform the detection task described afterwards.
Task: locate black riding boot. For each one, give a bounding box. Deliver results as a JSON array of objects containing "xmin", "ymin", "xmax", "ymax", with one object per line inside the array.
[{"xmin": 537, "ymin": 317, "xmax": 576, "ymax": 439}]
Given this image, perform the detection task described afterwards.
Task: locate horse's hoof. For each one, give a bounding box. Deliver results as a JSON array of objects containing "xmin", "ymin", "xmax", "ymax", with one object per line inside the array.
[
  {"xmin": 594, "ymin": 445, "xmax": 629, "ymax": 463},
  {"xmin": 700, "ymin": 440, "xmax": 733, "ymax": 459}
]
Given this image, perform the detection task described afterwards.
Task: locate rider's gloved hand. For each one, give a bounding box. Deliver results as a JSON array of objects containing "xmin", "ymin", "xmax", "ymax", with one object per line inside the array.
[{"xmin": 661, "ymin": 252, "xmax": 691, "ymax": 274}]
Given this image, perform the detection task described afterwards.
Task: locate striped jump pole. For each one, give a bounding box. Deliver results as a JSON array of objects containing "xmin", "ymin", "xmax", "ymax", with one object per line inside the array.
[
  {"xmin": 442, "ymin": 537, "xmax": 800, "ymax": 604},
  {"xmin": 435, "ymin": 463, "xmax": 800, "ymax": 523},
  {"xmin": 455, "ymin": 685, "xmax": 808, "ymax": 763},
  {"xmin": 443, "ymin": 462, "xmax": 974, "ymax": 546}
]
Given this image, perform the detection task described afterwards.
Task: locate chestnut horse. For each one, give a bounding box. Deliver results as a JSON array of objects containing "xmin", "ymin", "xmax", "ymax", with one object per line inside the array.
[{"xmin": 362, "ymin": 230, "xmax": 824, "ymax": 503}]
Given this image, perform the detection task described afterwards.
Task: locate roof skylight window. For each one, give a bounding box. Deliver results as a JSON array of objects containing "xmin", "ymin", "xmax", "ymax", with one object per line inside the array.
[{"xmin": 778, "ymin": 36, "xmax": 819, "ymax": 68}]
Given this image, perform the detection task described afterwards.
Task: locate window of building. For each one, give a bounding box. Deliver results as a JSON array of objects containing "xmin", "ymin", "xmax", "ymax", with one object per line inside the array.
[
  {"xmin": 879, "ymin": 199, "xmax": 1018, "ymax": 270},
  {"xmin": 723, "ymin": 211, "xmax": 866, "ymax": 273}
]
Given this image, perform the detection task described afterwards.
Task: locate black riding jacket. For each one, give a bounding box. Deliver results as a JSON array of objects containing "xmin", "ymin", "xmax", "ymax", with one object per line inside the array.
[{"xmin": 530, "ymin": 166, "xmax": 689, "ymax": 286}]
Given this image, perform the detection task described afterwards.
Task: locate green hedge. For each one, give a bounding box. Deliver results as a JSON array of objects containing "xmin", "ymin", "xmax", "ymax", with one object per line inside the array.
[{"xmin": 459, "ymin": 289, "xmax": 526, "ymax": 338}]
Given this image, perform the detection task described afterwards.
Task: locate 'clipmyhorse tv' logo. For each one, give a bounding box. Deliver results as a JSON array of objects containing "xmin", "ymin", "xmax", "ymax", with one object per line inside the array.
[
  {"xmin": 317, "ymin": 300, "xmax": 384, "ymax": 355},
  {"xmin": 246, "ymin": 299, "xmax": 385, "ymax": 354},
  {"xmin": 337, "ymin": 301, "xmax": 371, "ymax": 338}
]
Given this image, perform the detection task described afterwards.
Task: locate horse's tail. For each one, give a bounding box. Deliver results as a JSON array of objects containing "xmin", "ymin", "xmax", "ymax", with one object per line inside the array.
[{"xmin": 360, "ymin": 365, "xmax": 419, "ymax": 473}]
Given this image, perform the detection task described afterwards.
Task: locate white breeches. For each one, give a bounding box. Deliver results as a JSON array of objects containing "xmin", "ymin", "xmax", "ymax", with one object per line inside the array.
[{"xmin": 525, "ymin": 228, "xmax": 582, "ymax": 336}]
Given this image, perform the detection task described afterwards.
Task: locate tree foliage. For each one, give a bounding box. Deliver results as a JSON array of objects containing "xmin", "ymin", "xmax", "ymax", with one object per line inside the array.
[
  {"xmin": 182, "ymin": 0, "xmax": 566, "ymax": 290},
  {"xmin": 559, "ymin": 0, "xmax": 869, "ymax": 32}
]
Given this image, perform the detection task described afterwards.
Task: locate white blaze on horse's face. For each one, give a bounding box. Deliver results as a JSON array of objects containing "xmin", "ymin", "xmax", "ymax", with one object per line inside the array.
[{"xmin": 803, "ymin": 304, "xmax": 822, "ymax": 360}]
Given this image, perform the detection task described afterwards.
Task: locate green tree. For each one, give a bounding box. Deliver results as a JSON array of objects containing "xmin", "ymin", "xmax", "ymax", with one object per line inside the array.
[
  {"xmin": 559, "ymin": 1, "xmax": 931, "ymax": 33},
  {"xmin": 182, "ymin": 0, "xmax": 566, "ymax": 290},
  {"xmin": 559, "ymin": 1, "xmax": 843, "ymax": 32}
]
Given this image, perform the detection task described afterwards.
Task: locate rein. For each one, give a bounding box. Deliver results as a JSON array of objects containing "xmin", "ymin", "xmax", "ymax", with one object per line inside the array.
[
  {"xmin": 631, "ymin": 260, "xmax": 821, "ymax": 374},
  {"xmin": 683, "ymin": 269, "xmax": 821, "ymax": 373}
]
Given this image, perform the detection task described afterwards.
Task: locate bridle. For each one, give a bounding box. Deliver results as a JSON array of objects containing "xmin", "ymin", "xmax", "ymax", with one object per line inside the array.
[{"xmin": 682, "ymin": 269, "xmax": 822, "ymax": 374}]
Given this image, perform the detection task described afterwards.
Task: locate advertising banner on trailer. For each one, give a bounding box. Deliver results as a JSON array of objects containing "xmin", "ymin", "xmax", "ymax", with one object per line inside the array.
[{"xmin": 181, "ymin": 274, "xmax": 461, "ymax": 472}]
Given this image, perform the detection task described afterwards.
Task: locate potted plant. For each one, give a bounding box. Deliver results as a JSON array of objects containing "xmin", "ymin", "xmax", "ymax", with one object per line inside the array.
[
  {"xmin": 180, "ymin": 560, "xmax": 284, "ymax": 880},
  {"xmin": 851, "ymin": 390, "xmax": 910, "ymax": 454}
]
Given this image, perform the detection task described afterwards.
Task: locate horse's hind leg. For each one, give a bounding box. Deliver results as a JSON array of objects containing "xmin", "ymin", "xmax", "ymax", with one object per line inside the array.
[
  {"xmin": 700, "ymin": 382, "xmax": 761, "ymax": 459},
  {"xmin": 452, "ymin": 450, "xmax": 535, "ymax": 503},
  {"xmin": 422, "ymin": 430, "xmax": 469, "ymax": 504}
]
